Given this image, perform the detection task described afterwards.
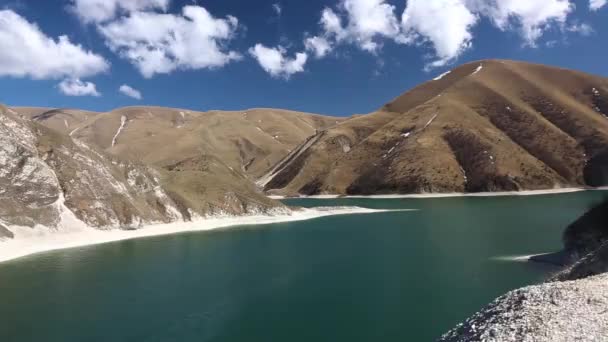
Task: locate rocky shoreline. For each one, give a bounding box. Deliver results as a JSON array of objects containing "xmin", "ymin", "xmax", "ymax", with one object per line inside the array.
[
  {"xmin": 439, "ymin": 200, "xmax": 608, "ymax": 341},
  {"xmin": 269, "ymin": 187, "xmax": 608, "ymax": 200},
  {"xmin": 439, "ymin": 272, "xmax": 608, "ymax": 341},
  {"xmin": 0, "ymin": 206, "xmax": 409, "ymax": 264}
]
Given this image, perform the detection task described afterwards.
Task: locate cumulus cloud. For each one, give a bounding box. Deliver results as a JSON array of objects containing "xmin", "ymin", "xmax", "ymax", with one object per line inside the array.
[
  {"xmin": 0, "ymin": 10, "xmax": 109, "ymax": 79},
  {"xmin": 589, "ymin": 0, "xmax": 607, "ymax": 10},
  {"xmin": 314, "ymin": 0, "xmax": 476, "ymax": 66},
  {"xmin": 98, "ymin": 5, "xmax": 241, "ymax": 78},
  {"xmin": 119, "ymin": 84, "xmax": 142, "ymax": 100},
  {"xmin": 58, "ymin": 78, "xmax": 101, "ymax": 96},
  {"xmin": 402, "ymin": 0, "xmax": 478, "ymax": 68},
  {"xmin": 319, "ymin": 0, "xmax": 405, "ymax": 52},
  {"xmin": 59, "ymin": 0, "xmax": 595, "ymax": 78},
  {"xmin": 272, "ymin": 3, "xmax": 282, "ymax": 16},
  {"xmin": 249, "ymin": 44, "xmax": 308, "ymax": 79},
  {"xmin": 320, "ymin": 7, "xmax": 347, "ymax": 41},
  {"xmin": 467, "ymin": 0, "xmax": 573, "ymax": 46},
  {"xmin": 303, "ymin": 0, "xmax": 581, "ymax": 70},
  {"xmin": 304, "ymin": 36, "xmax": 332, "ymax": 58},
  {"xmin": 69, "ymin": 0, "xmax": 169, "ymax": 24},
  {"xmin": 589, "ymin": 0, "xmax": 608, "ymax": 11},
  {"xmin": 567, "ymin": 22, "xmax": 594, "ymax": 36},
  {"xmin": 297, "ymin": 1, "xmax": 408, "ymax": 67},
  {"xmin": 401, "ymin": 0, "xmax": 574, "ymax": 68}
]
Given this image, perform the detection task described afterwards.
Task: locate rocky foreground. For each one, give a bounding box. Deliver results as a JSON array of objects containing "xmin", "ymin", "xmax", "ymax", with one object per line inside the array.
[
  {"xmin": 440, "ymin": 268, "xmax": 608, "ymax": 341},
  {"xmin": 440, "ymin": 201, "xmax": 608, "ymax": 341}
]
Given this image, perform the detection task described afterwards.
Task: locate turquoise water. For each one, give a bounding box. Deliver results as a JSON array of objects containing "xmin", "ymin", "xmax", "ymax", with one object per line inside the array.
[{"xmin": 0, "ymin": 191, "xmax": 606, "ymax": 341}]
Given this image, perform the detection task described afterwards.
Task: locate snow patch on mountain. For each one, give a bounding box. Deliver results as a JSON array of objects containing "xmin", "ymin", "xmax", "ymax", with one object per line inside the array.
[
  {"xmin": 111, "ymin": 115, "xmax": 127, "ymax": 147},
  {"xmin": 472, "ymin": 64, "xmax": 483, "ymax": 76},
  {"xmin": 434, "ymin": 70, "xmax": 451, "ymax": 81}
]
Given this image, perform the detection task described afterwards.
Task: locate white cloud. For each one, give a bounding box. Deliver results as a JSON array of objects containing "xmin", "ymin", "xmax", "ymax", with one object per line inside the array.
[
  {"xmin": 313, "ymin": 0, "xmax": 476, "ymax": 66},
  {"xmin": 58, "ymin": 78, "xmax": 101, "ymax": 96},
  {"xmin": 249, "ymin": 44, "xmax": 308, "ymax": 79},
  {"xmin": 402, "ymin": 0, "xmax": 478, "ymax": 68},
  {"xmin": 400, "ymin": 0, "xmax": 573, "ymax": 69},
  {"xmin": 305, "ymin": 36, "xmax": 332, "ymax": 58},
  {"xmin": 253, "ymin": 1, "xmax": 405, "ymax": 77},
  {"xmin": 590, "ymin": 0, "xmax": 607, "ymax": 10},
  {"xmin": 467, "ymin": 0, "xmax": 573, "ymax": 46},
  {"xmin": 98, "ymin": 5, "xmax": 241, "ymax": 78},
  {"xmin": 304, "ymin": 0, "xmax": 581, "ymax": 71},
  {"xmin": 272, "ymin": 3, "xmax": 282, "ymax": 16},
  {"xmin": 321, "ymin": 0, "xmax": 405, "ymax": 52},
  {"xmin": 320, "ymin": 8, "xmax": 347, "ymax": 41},
  {"xmin": 568, "ymin": 23, "xmax": 594, "ymax": 36},
  {"xmin": 119, "ymin": 84, "xmax": 142, "ymax": 100},
  {"xmin": 69, "ymin": 0, "xmax": 170, "ymax": 24},
  {"xmin": 0, "ymin": 10, "xmax": 109, "ymax": 79}
]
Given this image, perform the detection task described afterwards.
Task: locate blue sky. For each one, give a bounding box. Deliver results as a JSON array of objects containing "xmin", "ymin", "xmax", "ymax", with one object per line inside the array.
[{"xmin": 0, "ymin": 0, "xmax": 607, "ymax": 116}]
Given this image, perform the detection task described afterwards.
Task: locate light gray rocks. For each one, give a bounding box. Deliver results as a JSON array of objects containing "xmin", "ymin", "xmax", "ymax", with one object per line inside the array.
[
  {"xmin": 0, "ymin": 107, "xmax": 63, "ymax": 230},
  {"xmin": 439, "ymin": 273, "xmax": 608, "ymax": 342}
]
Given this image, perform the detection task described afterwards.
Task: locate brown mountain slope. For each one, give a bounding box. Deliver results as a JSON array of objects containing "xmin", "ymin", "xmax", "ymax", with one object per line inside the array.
[
  {"xmin": 16, "ymin": 105, "xmax": 342, "ymax": 214},
  {"xmin": 64, "ymin": 106, "xmax": 342, "ymax": 179},
  {"xmin": 13, "ymin": 107, "xmax": 99, "ymax": 135},
  {"xmin": 261, "ymin": 59, "xmax": 608, "ymax": 196}
]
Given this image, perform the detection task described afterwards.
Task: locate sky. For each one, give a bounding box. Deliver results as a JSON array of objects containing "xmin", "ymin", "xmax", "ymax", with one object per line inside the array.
[{"xmin": 0, "ymin": 0, "xmax": 607, "ymax": 117}]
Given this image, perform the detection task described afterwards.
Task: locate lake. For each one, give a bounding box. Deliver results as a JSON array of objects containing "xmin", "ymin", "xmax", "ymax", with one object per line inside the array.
[{"xmin": 0, "ymin": 190, "xmax": 606, "ymax": 341}]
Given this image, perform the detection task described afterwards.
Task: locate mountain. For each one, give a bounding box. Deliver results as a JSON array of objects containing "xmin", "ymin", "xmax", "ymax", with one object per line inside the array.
[
  {"xmin": 1, "ymin": 105, "xmax": 312, "ymax": 239},
  {"xmin": 3, "ymin": 59, "xmax": 608, "ymax": 238},
  {"xmin": 70, "ymin": 107, "xmax": 340, "ymax": 178},
  {"xmin": 14, "ymin": 107, "xmax": 98, "ymax": 135},
  {"xmin": 18, "ymin": 105, "xmax": 341, "ymax": 211},
  {"xmin": 13, "ymin": 106, "xmax": 342, "ymax": 178},
  {"xmin": 260, "ymin": 60, "xmax": 608, "ymax": 196},
  {"xmin": 1, "ymin": 104, "xmax": 342, "ymax": 238}
]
